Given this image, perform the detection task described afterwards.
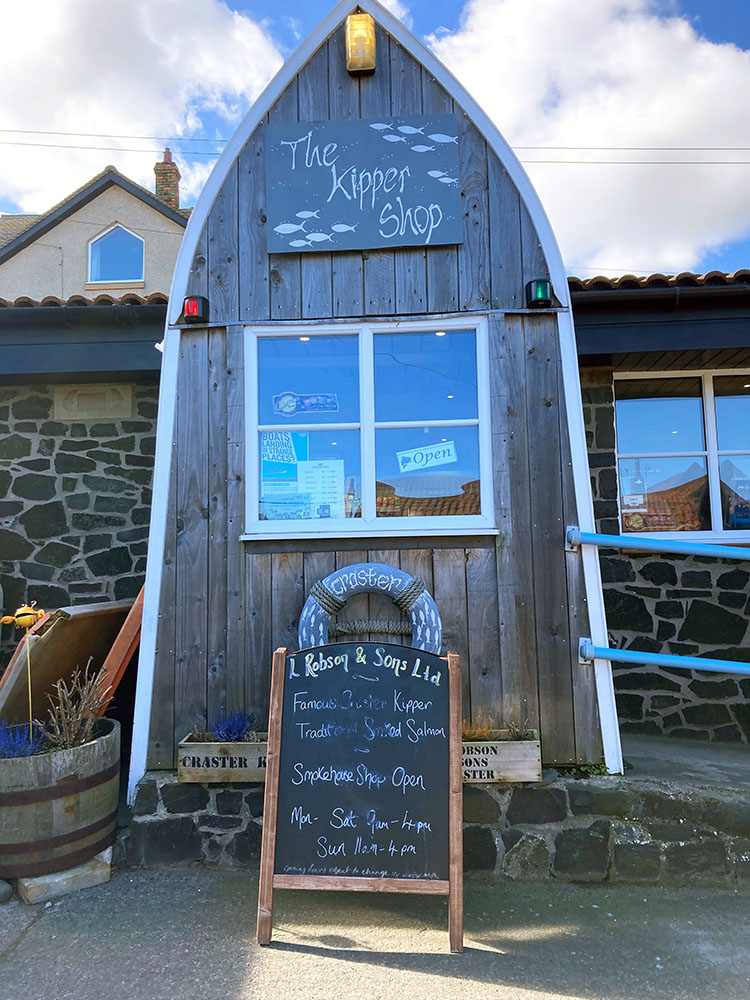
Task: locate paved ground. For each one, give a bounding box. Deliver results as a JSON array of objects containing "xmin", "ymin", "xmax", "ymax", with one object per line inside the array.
[
  {"xmin": 621, "ymin": 732, "xmax": 750, "ymax": 791},
  {"xmin": 1, "ymin": 870, "xmax": 749, "ymax": 1000}
]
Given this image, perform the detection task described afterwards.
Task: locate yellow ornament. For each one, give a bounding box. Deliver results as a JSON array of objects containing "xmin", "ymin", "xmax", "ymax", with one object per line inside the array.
[{"xmin": 1, "ymin": 604, "xmax": 45, "ymax": 629}]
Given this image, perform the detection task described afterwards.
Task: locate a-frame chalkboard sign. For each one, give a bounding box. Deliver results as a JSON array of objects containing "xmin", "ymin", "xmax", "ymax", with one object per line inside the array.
[{"xmin": 257, "ymin": 642, "xmax": 463, "ymax": 952}]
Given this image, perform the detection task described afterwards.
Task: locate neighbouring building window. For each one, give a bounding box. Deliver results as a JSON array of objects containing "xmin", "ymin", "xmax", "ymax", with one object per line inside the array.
[
  {"xmin": 88, "ymin": 224, "xmax": 144, "ymax": 283},
  {"xmin": 615, "ymin": 372, "xmax": 750, "ymax": 537},
  {"xmin": 244, "ymin": 319, "xmax": 493, "ymax": 536}
]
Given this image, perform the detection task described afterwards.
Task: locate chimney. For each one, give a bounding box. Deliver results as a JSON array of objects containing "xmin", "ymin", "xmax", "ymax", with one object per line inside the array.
[{"xmin": 154, "ymin": 148, "xmax": 181, "ymax": 210}]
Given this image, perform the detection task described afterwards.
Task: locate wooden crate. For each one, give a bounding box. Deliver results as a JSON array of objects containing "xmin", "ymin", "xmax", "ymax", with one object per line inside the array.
[
  {"xmin": 177, "ymin": 732, "xmax": 540, "ymax": 784},
  {"xmin": 177, "ymin": 736, "xmax": 268, "ymax": 783},
  {"xmin": 462, "ymin": 730, "xmax": 541, "ymax": 783}
]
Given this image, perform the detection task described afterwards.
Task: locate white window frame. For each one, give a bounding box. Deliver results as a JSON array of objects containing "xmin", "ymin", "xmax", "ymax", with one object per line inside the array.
[
  {"xmin": 87, "ymin": 223, "xmax": 145, "ymax": 284},
  {"xmin": 242, "ymin": 317, "xmax": 495, "ymax": 539},
  {"xmin": 614, "ymin": 368, "xmax": 750, "ymax": 541}
]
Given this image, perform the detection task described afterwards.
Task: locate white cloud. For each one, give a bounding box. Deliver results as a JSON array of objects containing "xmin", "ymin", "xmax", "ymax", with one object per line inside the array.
[
  {"xmin": 427, "ymin": 0, "xmax": 750, "ymax": 274},
  {"xmin": 379, "ymin": 0, "xmax": 414, "ymax": 29},
  {"xmin": 0, "ymin": 0, "xmax": 283, "ymax": 212}
]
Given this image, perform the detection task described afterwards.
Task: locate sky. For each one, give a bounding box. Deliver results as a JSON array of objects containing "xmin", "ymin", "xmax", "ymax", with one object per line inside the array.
[{"xmin": 1, "ymin": 0, "xmax": 749, "ymax": 278}]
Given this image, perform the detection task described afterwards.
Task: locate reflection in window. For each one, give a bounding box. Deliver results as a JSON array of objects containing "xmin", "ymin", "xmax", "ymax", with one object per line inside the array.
[
  {"xmin": 88, "ymin": 225, "xmax": 144, "ymax": 282},
  {"xmin": 615, "ymin": 373, "xmax": 750, "ymax": 535},
  {"xmin": 258, "ymin": 336, "xmax": 359, "ymax": 425},
  {"xmin": 615, "ymin": 378, "xmax": 704, "ymax": 454},
  {"xmin": 618, "ymin": 457, "xmax": 710, "ymax": 532},
  {"xmin": 375, "ymin": 426, "xmax": 480, "ymax": 517},
  {"xmin": 249, "ymin": 323, "xmax": 490, "ymax": 532},
  {"xmin": 374, "ymin": 330, "xmax": 477, "ymax": 422}
]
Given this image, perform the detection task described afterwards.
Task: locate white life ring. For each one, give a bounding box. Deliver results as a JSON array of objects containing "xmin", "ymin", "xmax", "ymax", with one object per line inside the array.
[{"xmin": 298, "ymin": 562, "xmax": 442, "ymax": 653}]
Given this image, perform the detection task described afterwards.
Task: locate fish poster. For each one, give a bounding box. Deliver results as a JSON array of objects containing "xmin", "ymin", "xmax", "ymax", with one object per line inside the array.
[{"xmin": 265, "ymin": 114, "xmax": 462, "ymax": 254}]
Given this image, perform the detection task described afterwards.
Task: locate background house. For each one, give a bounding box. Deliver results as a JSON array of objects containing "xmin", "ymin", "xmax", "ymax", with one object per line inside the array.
[{"xmin": 0, "ymin": 152, "xmax": 186, "ymax": 664}]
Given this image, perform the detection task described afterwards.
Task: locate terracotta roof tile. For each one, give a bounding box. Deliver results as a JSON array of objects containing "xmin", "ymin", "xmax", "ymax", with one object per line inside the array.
[
  {"xmin": 568, "ymin": 269, "xmax": 750, "ymax": 292},
  {"xmin": 0, "ymin": 292, "xmax": 168, "ymax": 308}
]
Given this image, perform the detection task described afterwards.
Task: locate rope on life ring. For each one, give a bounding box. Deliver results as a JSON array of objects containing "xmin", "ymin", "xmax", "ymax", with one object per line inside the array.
[{"xmin": 297, "ymin": 562, "xmax": 443, "ymax": 653}]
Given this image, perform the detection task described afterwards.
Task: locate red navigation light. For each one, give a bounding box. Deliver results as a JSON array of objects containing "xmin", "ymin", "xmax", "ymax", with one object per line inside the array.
[{"xmin": 183, "ymin": 295, "xmax": 209, "ymax": 323}]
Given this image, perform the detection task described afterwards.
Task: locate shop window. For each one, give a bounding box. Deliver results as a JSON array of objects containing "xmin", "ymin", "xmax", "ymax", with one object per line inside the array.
[
  {"xmin": 615, "ymin": 372, "xmax": 750, "ymax": 537},
  {"xmin": 88, "ymin": 225, "xmax": 144, "ymax": 283},
  {"xmin": 244, "ymin": 320, "xmax": 493, "ymax": 537}
]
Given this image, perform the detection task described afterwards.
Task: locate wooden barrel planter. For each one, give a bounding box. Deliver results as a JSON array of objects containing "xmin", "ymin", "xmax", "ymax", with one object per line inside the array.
[{"xmin": 0, "ymin": 719, "xmax": 120, "ymax": 878}]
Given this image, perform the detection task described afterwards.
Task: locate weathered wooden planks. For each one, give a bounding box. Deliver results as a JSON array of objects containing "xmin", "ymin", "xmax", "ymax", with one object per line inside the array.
[
  {"xmin": 245, "ymin": 551, "xmax": 271, "ymax": 722},
  {"xmin": 174, "ymin": 331, "xmax": 210, "ymax": 752},
  {"xmin": 488, "ymin": 157, "xmax": 522, "ymax": 309},
  {"xmin": 226, "ymin": 325, "xmax": 246, "ymax": 714},
  {"xmin": 238, "ymin": 128, "xmax": 269, "ymax": 322},
  {"xmin": 490, "ymin": 315, "xmax": 540, "ymax": 733},
  {"xmin": 422, "ymin": 73, "xmax": 458, "ymax": 313},
  {"xmin": 208, "ymin": 169, "xmax": 239, "ymax": 324},
  {"xmin": 328, "ymin": 24, "xmax": 364, "ymax": 317},
  {"xmin": 268, "ymin": 78, "xmax": 301, "ymax": 321},
  {"xmin": 299, "ymin": 45, "xmax": 333, "ymax": 320},
  {"xmin": 149, "ymin": 449, "xmax": 178, "ymax": 767},
  {"xmin": 207, "ymin": 328, "xmax": 229, "ymax": 721},
  {"xmin": 432, "ymin": 548, "xmax": 470, "ymax": 713},
  {"xmin": 391, "ymin": 41, "xmax": 427, "ymax": 314},
  {"xmin": 457, "ymin": 115, "xmax": 490, "ymax": 311},
  {"xmin": 524, "ymin": 313, "xmax": 575, "ymax": 764},
  {"xmin": 361, "ymin": 25, "xmax": 395, "ymax": 316}
]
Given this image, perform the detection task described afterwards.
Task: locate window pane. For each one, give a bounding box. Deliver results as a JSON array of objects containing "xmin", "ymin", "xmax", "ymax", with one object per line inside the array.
[
  {"xmin": 258, "ymin": 336, "xmax": 359, "ymax": 424},
  {"xmin": 615, "ymin": 378, "xmax": 704, "ymax": 454},
  {"xmin": 619, "ymin": 457, "xmax": 709, "ymax": 532},
  {"xmin": 259, "ymin": 430, "xmax": 360, "ymax": 520},
  {"xmin": 714, "ymin": 375, "xmax": 750, "ymax": 452},
  {"xmin": 375, "ymin": 426, "xmax": 480, "ymax": 517},
  {"xmin": 374, "ymin": 330, "xmax": 477, "ymax": 422},
  {"xmin": 720, "ymin": 456, "xmax": 750, "ymax": 530},
  {"xmin": 89, "ymin": 226, "xmax": 143, "ymax": 281}
]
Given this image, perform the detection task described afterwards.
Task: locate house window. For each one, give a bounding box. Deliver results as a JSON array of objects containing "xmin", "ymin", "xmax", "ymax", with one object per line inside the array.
[
  {"xmin": 244, "ymin": 319, "xmax": 493, "ymax": 537},
  {"xmin": 614, "ymin": 372, "xmax": 750, "ymax": 537},
  {"xmin": 88, "ymin": 225, "xmax": 144, "ymax": 283}
]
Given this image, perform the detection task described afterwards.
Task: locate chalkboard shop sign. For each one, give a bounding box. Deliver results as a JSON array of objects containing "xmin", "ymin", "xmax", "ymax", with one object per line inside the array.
[
  {"xmin": 257, "ymin": 642, "xmax": 463, "ymax": 952},
  {"xmin": 265, "ymin": 114, "xmax": 462, "ymax": 253}
]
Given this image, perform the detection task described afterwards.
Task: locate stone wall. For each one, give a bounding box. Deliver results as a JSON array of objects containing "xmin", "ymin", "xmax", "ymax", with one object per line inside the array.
[
  {"xmin": 0, "ymin": 381, "xmax": 157, "ymax": 666},
  {"xmin": 582, "ymin": 366, "xmax": 750, "ymax": 742},
  {"xmin": 125, "ymin": 773, "xmax": 750, "ymax": 888}
]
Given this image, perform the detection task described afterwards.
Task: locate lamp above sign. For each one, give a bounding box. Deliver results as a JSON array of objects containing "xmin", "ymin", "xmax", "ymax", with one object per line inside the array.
[{"xmin": 265, "ymin": 114, "xmax": 463, "ymax": 254}]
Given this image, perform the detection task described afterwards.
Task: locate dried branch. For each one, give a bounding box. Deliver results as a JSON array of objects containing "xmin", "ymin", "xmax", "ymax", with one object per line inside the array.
[{"xmin": 46, "ymin": 659, "xmax": 112, "ymax": 750}]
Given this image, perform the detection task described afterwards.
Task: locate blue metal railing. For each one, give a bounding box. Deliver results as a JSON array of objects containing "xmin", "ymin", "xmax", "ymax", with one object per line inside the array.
[
  {"xmin": 578, "ymin": 640, "xmax": 750, "ymax": 677},
  {"xmin": 566, "ymin": 525, "xmax": 750, "ymax": 562},
  {"xmin": 569, "ymin": 525, "xmax": 750, "ymax": 677}
]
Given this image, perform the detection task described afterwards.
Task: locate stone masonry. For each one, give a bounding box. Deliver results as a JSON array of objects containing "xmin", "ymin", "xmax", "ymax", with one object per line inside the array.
[
  {"xmin": 0, "ymin": 381, "xmax": 157, "ymax": 665},
  {"xmin": 582, "ymin": 366, "xmax": 750, "ymax": 742},
  {"xmin": 125, "ymin": 772, "xmax": 750, "ymax": 889}
]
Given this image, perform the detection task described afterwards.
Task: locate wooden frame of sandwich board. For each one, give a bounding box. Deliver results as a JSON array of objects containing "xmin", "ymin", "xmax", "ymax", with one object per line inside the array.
[{"xmin": 256, "ymin": 647, "xmax": 464, "ymax": 954}]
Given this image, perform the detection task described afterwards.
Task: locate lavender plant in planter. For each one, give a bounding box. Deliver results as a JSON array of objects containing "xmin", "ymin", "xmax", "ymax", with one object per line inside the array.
[{"xmin": 177, "ymin": 707, "xmax": 268, "ymax": 783}]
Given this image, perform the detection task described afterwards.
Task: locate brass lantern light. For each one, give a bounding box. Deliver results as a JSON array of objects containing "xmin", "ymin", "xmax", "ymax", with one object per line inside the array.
[{"xmin": 346, "ymin": 11, "xmax": 376, "ymax": 73}]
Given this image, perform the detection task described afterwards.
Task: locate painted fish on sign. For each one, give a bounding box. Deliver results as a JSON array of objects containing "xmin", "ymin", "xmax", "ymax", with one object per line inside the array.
[{"xmin": 266, "ymin": 114, "xmax": 462, "ymax": 254}]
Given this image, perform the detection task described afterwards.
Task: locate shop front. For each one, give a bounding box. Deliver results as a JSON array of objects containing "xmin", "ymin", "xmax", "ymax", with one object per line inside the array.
[{"xmin": 128, "ymin": 0, "xmax": 621, "ymax": 804}]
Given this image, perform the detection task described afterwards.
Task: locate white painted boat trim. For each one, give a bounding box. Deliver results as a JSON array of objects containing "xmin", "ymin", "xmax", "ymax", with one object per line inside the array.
[
  {"xmin": 127, "ymin": 323, "xmax": 180, "ymax": 802},
  {"xmin": 129, "ymin": 0, "xmax": 621, "ymax": 800}
]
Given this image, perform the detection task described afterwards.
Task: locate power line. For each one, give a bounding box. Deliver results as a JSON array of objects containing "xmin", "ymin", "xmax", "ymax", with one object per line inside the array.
[
  {"xmin": 0, "ymin": 128, "xmax": 228, "ymax": 143},
  {"xmin": 1, "ymin": 128, "xmax": 749, "ymax": 154},
  {"xmin": 3, "ymin": 138, "xmax": 750, "ymax": 165},
  {"xmin": 523, "ymin": 159, "xmax": 750, "ymax": 165},
  {"xmin": 0, "ymin": 139, "xmax": 221, "ymax": 156}
]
